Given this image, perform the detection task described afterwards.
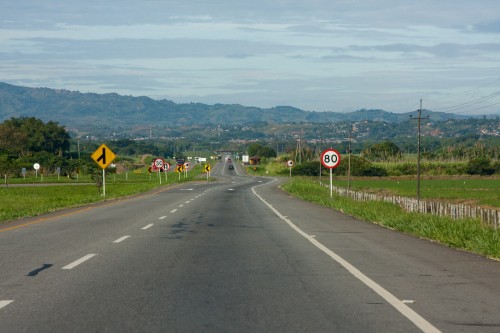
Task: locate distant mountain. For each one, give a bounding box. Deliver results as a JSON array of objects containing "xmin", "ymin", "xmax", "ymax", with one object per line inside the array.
[{"xmin": 0, "ymin": 82, "xmax": 483, "ymax": 130}]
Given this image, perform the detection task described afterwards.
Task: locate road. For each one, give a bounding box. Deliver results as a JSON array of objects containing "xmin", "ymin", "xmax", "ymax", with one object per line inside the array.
[{"xmin": 1, "ymin": 160, "xmax": 499, "ymax": 332}]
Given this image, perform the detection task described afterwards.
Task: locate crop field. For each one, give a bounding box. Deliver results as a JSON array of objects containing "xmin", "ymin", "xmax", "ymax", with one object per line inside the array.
[{"xmin": 330, "ymin": 177, "xmax": 500, "ymax": 208}]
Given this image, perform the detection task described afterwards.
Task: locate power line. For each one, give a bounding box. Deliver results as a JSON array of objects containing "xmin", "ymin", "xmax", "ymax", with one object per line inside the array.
[
  {"xmin": 432, "ymin": 90, "xmax": 500, "ymax": 112},
  {"xmin": 428, "ymin": 78, "xmax": 500, "ymax": 114}
]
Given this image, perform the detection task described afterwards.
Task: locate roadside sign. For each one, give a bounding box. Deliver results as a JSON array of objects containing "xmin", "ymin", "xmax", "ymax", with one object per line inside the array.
[
  {"xmin": 175, "ymin": 165, "xmax": 184, "ymax": 173},
  {"xmin": 184, "ymin": 162, "xmax": 190, "ymax": 169},
  {"xmin": 91, "ymin": 144, "xmax": 116, "ymax": 169},
  {"xmin": 204, "ymin": 165, "xmax": 211, "ymax": 172},
  {"xmin": 91, "ymin": 144, "xmax": 116, "ymax": 197},
  {"xmin": 33, "ymin": 163, "xmax": 41, "ymax": 179},
  {"xmin": 321, "ymin": 149, "xmax": 341, "ymax": 198},
  {"xmin": 153, "ymin": 158, "xmax": 164, "ymax": 169},
  {"xmin": 287, "ymin": 160, "xmax": 294, "ymax": 178},
  {"xmin": 163, "ymin": 162, "xmax": 170, "ymax": 171},
  {"xmin": 321, "ymin": 149, "xmax": 341, "ymax": 169}
]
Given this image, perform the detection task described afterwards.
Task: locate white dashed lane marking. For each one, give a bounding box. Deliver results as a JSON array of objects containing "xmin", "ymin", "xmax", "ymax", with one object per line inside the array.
[
  {"xmin": 62, "ymin": 254, "xmax": 97, "ymax": 270},
  {"xmin": 113, "ymin": 236, "xmax": 131, "ymax": 243},
  {"xmin": 158, "ymin": 216, "xmax": 167, "ymax": 220},
  {"xmin": 142, "ymin": 224, "xmax": 154, "ymax": 230},
  {"xmin": 0, "ymin": 300, "xmax": 13, "ymax": 310}
]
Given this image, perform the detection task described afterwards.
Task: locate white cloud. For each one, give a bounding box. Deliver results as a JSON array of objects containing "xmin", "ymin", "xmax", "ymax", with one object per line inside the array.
[{"xmin": 1, "ymin": 0, "xmax": 500, "ymax": 114}]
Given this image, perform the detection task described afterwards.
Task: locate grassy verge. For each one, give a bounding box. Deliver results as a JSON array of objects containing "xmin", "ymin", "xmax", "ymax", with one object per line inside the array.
[
  {"xmin": 282, "ymin": 177, "xmax": 500, "ymax": 260},
  {"xmin": 0, "ymin": 166, "xmax": 205, "ymax": 222},
  {"xmin": 333, "ymin": 177, "xmax": 500, "ymax": 208}
]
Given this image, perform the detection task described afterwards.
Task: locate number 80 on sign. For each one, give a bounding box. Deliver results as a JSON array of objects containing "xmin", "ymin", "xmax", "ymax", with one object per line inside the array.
[{"xmin": 321, "ymin": 149, "xmax": 341, "ymax": 169}]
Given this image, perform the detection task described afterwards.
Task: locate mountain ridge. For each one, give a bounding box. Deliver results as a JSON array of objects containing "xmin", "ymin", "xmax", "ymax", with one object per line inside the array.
[{"xmin": 0, "ymin": 82, "xmax": 490, "ymax": 130}]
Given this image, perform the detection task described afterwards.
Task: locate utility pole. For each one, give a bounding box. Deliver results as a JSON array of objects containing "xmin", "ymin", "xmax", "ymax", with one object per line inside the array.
[
  {"xmin": 295, "ymin": 128, "xmax": 303, "ymax": 165},
  {"xmin": 347, "ymin": 126, "xmax": 353, "ymax": 193},
  {"xmin": 410, "ymin": 99, "xmax": 429, "ymax": 203}
]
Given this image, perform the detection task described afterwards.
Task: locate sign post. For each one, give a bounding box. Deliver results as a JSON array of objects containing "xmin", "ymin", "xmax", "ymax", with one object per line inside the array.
[
  {"xmin": 91, "ymin": 144, "xmax": 116, "ymax": 197},
  {"xmin": 320, "ymin": 149, "xmax": 341, "ymax": 198},
  {"xmin": 184, "ymin": 162, "xmax": 190, "ymax": 179},
  {"xmin": 163, "ymin": 162, "xmax": 170, "ymax": 182},
  {"xmin": 153, "ymin": 158, "xmax": 164, "ymax": 185},
  {"xmin": 33, "ymin": 163, "xmax": 40, "ymax": 179},
  {"xmin": 287, "ymin": 160, "xmax": 294, "ymax": 177},
  {"xmin": 204, "ymin": 164, "xmax": 211, "ymax": 180}
]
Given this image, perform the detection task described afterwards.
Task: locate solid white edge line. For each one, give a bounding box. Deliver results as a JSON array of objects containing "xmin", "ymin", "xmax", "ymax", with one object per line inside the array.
[
  {"xmin": 142, "ymin": 223, "xmax": 154, "ymax": 230},
  {"xmin": 113, "ymin": 235, "xmax": 131, "ymax": 243},
  {"xmin": 62, "ymin": 253, "xmax": 97, "ymax": 270},
  {"xmin": 0, "ymin": 300, "xmax": 14, "ymax": 310},
  {"xmin": 251, "ymin": 181, "xmax": 441, "ymax": 333}
]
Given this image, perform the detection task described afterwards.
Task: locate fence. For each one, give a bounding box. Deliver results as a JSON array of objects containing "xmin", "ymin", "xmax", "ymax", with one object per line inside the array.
[{"xmin": 321, "ymin": 183, "xmax": 500, "ymax": 229}]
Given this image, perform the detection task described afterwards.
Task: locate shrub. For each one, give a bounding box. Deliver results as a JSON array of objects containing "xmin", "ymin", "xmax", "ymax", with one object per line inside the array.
[{"xmin": 466, "ymin": 158, "xmax": 495, "ymax": 175}]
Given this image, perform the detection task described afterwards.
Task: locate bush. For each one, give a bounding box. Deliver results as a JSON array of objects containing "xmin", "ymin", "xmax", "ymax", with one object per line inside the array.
[
  {"xmin": 333, "ymin": 155, "xmax": 389, "ymax": 177},
  {"xmin": 292, "ymin": 161, "xmax": 321, "ymax": 176},
  {"xmin": 466, "ymin": 158, "xmax": 495, "ymax": 175}
]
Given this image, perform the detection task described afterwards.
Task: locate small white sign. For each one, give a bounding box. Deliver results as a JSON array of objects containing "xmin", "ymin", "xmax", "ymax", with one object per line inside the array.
[{"xmin": 33, "ymin": 163, "xmax": 40, "ymax": 170}]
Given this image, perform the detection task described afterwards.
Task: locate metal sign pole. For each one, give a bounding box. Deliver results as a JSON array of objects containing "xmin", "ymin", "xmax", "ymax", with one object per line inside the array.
[
  {"xmin": 102, "ymin": 169, "xmax": 106, "ymax": 197},
  {"xmin": 330, "ymin": 168, "xmax": 333, "ymax": 198}
]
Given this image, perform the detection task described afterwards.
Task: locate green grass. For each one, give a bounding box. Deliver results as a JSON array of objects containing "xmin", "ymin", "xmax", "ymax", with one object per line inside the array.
[
  {"xmin": 282, "ymin": 177, "xmax": 500, "ymax": 260},
  {"xmin": 0, "ymin": 166, "xmax": 205, "ymax": 222},
  {"xmin": 333, "ymin": 177, "xmax": 500, "ymax": 208}
]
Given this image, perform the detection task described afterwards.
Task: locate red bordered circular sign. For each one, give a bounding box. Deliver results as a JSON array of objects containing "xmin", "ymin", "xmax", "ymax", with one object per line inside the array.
[{"xmin": 320, "ymin": 149, "xmax": 341, "ymax": 169}]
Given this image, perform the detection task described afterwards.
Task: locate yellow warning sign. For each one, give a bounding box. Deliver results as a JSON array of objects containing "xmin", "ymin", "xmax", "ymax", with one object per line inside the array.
[{"xmin": 91, "ymin": 144, "xmax": 116, "ymax": 169}]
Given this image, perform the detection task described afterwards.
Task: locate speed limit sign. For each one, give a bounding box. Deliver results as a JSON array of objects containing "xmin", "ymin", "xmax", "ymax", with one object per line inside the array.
[
  {"xmin": 287, "ymin": 160, "xmax": 294, "ymax": 167},
  {"xmin": 321, "ymin": 149, "xmax": 341, "ymax": 169},
  {"xmin": 154, "ymin": 158, "xmax": 164, "ymax": 169}
]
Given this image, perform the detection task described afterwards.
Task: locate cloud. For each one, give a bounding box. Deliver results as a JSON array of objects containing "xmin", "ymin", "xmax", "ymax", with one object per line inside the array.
[{"xmin": 2, "ymin": 0, "xmax": 500, "ymax": 114}]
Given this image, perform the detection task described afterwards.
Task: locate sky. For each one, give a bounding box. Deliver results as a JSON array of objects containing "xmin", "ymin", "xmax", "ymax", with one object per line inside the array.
[{"xmin": 1, "ymin": 0, "xmax": 500, "ymax": 115}]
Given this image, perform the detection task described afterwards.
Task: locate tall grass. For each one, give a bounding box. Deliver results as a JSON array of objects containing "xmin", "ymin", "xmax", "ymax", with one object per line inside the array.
[{"xmin": 282, "ymin": 177, "xmax": 500, "ymax": 259}]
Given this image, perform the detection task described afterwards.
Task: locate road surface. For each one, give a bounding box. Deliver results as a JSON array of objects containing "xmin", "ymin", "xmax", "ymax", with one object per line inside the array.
[{"xmin": 1, "ymin": 161, "xmax": 499, "ymax": 332}]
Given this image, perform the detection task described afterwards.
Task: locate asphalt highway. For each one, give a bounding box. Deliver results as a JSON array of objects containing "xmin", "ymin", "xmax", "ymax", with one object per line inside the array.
[{"xmin": 1, "ymin": 161, "xmax": 499, "ymax": 332}]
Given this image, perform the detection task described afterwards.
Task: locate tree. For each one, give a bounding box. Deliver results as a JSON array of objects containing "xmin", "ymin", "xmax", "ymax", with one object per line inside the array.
[
  {"xmin": 247, "ymin": 142, "xmax": 276, "ymax": 158},
  {"xmin": 0, "ymin": 117, "xmax": 70, "ymax": 156},
  {"xmin": 362, "ymin": 141, "xmax": 401, "ymax": 161}
]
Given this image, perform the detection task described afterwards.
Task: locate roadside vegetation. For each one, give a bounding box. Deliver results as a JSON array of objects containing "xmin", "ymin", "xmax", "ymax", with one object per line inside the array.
[
  {"xmin": 1, "ymin": 116, "xmax": 498, "ymax": 259},
  {"xmin": 281, "ymin": 177, "xmax": 500, "ymax": 260},
  {"xmin": 0, "ymin": 167, "xmax": 206, "ymax": 222}
]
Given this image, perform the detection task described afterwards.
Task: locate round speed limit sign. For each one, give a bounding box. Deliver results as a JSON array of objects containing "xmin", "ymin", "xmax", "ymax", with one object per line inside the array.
[
  {"xmin": 154, "ymin": 158, "xmax": 164, "ymax": 169},
  {"xmin": 321, "ymin": 149, "xmax": 341, "ymax": 169}
]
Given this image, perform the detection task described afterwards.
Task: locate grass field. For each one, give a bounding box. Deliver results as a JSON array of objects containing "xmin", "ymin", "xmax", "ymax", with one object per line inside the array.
[
  {"xmin": 331, "ymin": 177, "xmax": 500, "ymax": 208},
  {"xmin": 0, "ymin": 166, "xmax": 206, "ymax": 222}
]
